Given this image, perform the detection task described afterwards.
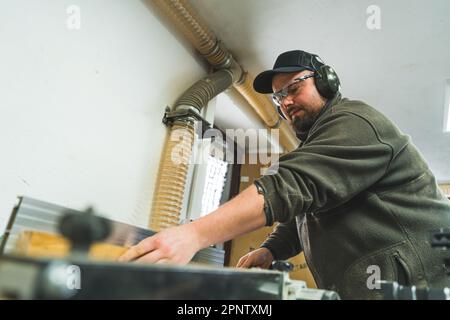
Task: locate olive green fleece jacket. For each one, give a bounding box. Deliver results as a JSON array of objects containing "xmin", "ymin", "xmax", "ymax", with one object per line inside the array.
[{"xmin": 255, "ymin": 93, "xmax": 450, "ymax": 299}]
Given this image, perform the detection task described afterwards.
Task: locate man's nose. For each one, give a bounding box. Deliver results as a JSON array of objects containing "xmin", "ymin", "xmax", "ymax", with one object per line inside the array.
[{"xmin": 281, "ymin": 95, "xmax": 294, "ymax": 111}]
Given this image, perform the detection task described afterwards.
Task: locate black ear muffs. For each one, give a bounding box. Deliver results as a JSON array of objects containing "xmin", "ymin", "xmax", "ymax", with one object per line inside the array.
[{"xmin": 314, "ymin": 65, "xmax": 340, "ymax": 99}]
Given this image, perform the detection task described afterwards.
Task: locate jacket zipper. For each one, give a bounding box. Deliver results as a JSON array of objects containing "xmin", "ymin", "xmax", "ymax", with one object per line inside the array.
[
  {"xmin": 298, "ymin": 215, "xmax": 323, "ymax": 287},
  {"xmin": 392, "ymin": 253, "xmax": 411, "ymax": 286},
  {"xmin": 303, "ymin": 246, "xmax": 322, "ymax": 287}
]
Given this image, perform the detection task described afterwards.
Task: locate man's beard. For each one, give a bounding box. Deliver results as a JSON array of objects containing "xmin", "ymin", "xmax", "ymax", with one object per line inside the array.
[{"xmin": 291, "ymin": 107, "xmax": 322, "ymax": 141}]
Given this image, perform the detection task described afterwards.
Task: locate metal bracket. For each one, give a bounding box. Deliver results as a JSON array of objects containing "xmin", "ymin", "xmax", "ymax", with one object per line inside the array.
[{"xmin": 162, "ymin": 106, "xmax": 212, "ymax": 135}]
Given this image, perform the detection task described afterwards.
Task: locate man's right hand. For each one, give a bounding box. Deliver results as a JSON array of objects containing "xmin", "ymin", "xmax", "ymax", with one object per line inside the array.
[
  {"xmin": 236, "ymin": 247, "xmax": 274, "ymax": 269},
  {"xmin": 118, "ymin": 184, "xmax": 267, "ymax": 266},
  {"xmin": 118, "ymin": 223, "xmax": 202, "ymax": 265}
]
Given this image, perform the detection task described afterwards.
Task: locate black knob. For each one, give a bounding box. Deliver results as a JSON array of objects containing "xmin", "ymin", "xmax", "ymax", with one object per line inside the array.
[{"xmin": 58, "ymin": 206, "xmax": 111, "ymax": 255}]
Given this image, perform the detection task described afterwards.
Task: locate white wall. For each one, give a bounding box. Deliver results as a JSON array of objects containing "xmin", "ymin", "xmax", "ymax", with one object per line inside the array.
[{"xmin": 0, "ymin": 0, "xmax": 206, "ymax": 231}]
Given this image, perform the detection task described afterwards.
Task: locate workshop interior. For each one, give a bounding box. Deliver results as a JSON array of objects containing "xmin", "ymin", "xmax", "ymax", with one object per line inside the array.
[{"xmin": 0, "ymin": 0, "xmax": 449, "ymax": 300}]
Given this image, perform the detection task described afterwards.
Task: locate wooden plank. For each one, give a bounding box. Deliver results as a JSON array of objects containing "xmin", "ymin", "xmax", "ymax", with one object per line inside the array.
[{"xmin": 14, "ymin": 230, "xmax": 127, "ymax": 261}]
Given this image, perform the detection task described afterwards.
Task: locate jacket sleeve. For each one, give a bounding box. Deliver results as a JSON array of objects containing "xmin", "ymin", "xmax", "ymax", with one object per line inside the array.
[
  {"xmin": 255, "ymin": 111, "xmax": 394, "ymax": 225},
  {"xmin": 260, "ymin": 219, "xmax": 302, "ymax": 261}
]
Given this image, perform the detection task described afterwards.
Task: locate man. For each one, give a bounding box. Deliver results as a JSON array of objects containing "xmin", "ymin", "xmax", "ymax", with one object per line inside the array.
[{"xmin": 120, "ymin": 50, "xmax": 450, "ymax": 299}]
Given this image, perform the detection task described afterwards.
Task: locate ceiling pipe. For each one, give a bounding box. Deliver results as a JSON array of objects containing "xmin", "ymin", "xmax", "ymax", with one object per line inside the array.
[{"xmin": 153, "ymin": 0, "xmax": 299, "ymax": 151}]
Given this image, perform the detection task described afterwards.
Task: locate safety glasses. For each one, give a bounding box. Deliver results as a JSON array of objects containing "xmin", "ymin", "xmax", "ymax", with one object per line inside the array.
[{"xmin": 272, "ymin": 73, "xmax": 316, "ymax": 107}]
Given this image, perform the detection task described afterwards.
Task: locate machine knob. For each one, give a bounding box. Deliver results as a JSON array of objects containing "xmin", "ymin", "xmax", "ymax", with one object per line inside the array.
[{"xmin": 58, "ymin": 206, "xmax": 111, "ymax": 256}]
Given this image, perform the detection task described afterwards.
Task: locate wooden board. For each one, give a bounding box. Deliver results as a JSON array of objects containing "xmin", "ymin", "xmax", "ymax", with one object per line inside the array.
[{"xmin": 15, "ymin": 230, "xmax": 127, "ymax": 261}]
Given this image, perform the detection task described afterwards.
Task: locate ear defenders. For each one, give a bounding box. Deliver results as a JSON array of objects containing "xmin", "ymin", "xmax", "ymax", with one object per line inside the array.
[{"xmin": 314, "ymin": 65, "xmax": 340, "ymax": 100}]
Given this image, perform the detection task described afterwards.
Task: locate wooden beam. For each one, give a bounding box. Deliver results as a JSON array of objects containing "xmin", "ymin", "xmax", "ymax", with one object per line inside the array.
[{"xmin": 15, "ymin": 230, "xmax": 127, "ymax": 261}]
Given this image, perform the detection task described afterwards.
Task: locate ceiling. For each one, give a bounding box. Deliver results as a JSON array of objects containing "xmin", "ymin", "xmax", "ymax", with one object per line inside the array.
[{"xmin": 189, "ymin": 0, "xmax": 450, "ymax": 181}]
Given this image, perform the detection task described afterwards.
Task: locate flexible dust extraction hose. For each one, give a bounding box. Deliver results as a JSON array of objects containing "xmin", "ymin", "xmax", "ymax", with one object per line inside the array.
[
  {"xmin": 149, "ymin": 70, "xmax": 233, "ymax": 231},
  {"xmin": 150, "ymin": 121, "xmax": 195, "ymax": 231}
]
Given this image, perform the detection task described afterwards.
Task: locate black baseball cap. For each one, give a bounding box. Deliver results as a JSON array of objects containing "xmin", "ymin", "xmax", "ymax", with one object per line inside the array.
[{"xmin": 253, "ymin": 50, "xmax": 325, "ymax": 93}]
